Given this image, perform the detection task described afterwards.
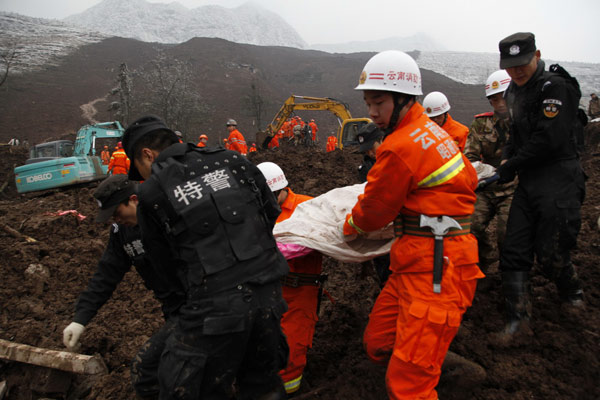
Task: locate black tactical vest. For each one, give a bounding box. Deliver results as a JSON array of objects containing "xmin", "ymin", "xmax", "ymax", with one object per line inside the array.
[{"xmin": 137, "ymin": 143, "xmax": 282, "ymax": 288}]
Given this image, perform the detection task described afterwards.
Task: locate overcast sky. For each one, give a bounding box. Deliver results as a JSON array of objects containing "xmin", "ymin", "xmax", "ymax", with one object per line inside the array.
[{"xmin": 1, "ymin": 0, "xmax": 599, "ymax": 63}]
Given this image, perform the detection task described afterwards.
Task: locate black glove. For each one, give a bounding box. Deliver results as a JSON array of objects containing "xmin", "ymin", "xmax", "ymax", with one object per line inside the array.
[{"xmin": 496, "ymin": 160, "xmax": 517, "ymax": 184}]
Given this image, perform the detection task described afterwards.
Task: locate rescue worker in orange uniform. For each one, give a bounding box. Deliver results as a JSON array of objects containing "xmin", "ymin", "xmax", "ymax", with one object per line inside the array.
[
  {"xmin": 174, "ymin": 131, "xmax": 184, "ymax": 143},
  {"xmin": 423, "ymin": 91, "xmax": 470, "ymax": 152},
  {"xmin": 249, "ymin": 143, "xmax": 257, "ymax": 153},
  {"xmin": 257, "ymin": 162, "xmax": 324, "ymax": 395},
  {"xmin": 268, "ymin": 132, "xmax": 280, "ymax": 149},
  {"xmin": 326, "ymin": 135, "xmax": 337, "ymax": 152},
  {"xmin": 100, "ymin": 145, "xmax": 111, "ymax": 166},
  {"xmin": 282, "ymin": 119, "xmax": 293, "ymax": 139},
  {"xmin": 342, "ymin": 50, "xmax": 483, "ymax": 400},
  {"xmin": 197, "ymin": 134, "xmax": 208, "ymax": 147},
  {"xmin": 226, "ymin": 119, "xmax": 248, "ymax": 155},
  {"xmin": 309, "ymin": 119, "xmax": 318, "ymax": 142},
  {"xmin": 107, "ymin": 141, "xmax": 130, "ymax": 176}
]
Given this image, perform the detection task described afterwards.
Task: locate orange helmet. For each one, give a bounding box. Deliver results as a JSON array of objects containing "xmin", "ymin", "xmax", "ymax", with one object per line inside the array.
[
  {"xmin": 223, "ymin": 138, "xmax": 228, "ymax": 142},
  {"xmin": 103, "ymin": 145, "xmax": 108, "ymax": 149},
  {"xmin": 199, "ymin": 134, "xmax": 208, "ymax": 140}
]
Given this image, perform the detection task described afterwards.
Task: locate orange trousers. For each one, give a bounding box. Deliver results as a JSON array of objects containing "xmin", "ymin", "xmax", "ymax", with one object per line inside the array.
[
  {"xmin": 363, "ymin": 260, "xmax": 481, "ymax": 400},
  {"xmin": 279, "ymin": 285, "xmax": 319, "ymax": 393}
]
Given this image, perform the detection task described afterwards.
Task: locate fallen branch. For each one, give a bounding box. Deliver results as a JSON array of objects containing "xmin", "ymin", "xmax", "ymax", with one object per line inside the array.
[
  {"xmin": 0, "ymin": 181, "xmax": 7, "ymax": 194},
  {"xmin": 0, "ymin": 223, "xmax": 37, "ymax": 243},
  {"xmin": 0, "ymin": 339, "xmax": 107, "ymax": 375}
]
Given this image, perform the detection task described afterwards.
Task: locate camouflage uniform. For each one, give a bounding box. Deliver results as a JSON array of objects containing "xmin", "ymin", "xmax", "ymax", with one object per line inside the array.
[
  {"xmin": 464, "ymin": 112, "xmax": 516, "ymax": 271},
  {"xmin": 589, "ymin": 96, "xmax": 600, "ymax": 119}
]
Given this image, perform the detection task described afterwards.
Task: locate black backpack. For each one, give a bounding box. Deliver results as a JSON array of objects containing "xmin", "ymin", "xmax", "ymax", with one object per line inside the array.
[{"xmin": 549, "ymin": 64, "xmax": 586, "ymax": 154}]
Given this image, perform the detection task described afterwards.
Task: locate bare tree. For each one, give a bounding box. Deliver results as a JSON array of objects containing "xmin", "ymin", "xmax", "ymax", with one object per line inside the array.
[
  {"xmin": 134, "ymin": 49, "xmax": 209, "ymax": 135},
  {"xmin": 244, "ymin": 79, "xmax": 266, "ymax": 129},
  {"xmin": 108, "ymin": 63, "xmax": 133, "ymax": 125},
  {"xmin": 0, "ymin": 43, "xmax": 17, "ymax": 87}
]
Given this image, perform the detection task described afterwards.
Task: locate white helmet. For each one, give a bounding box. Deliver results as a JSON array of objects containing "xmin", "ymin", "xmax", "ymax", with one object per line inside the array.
[
  {"xmin": 355, "ymin": 50, "xmax": 422, "ymax": 96},
  {"xmin": 226, "ymin": 119, "xmax": 237, "ymax": 126},
  {"xmin": 423, "ymin": 91, "xmax": 451, "ymax": 117},
  {"xmin": 485, "ymin": 70, "xmax": 511, "ymax": 97},
  {"xmin": 257, "ymin": 162, "xmax": 288, "ymax": 192}
]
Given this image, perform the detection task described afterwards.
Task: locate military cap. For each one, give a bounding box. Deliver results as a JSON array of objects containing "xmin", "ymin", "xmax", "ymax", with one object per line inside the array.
[
  {"xmin": 356, "ymin": 123, "xmax": 384, "ymax": 153},
  {"xmin": 499, "ymin": 32, "xmax": 536, "ymax": 69},
  {"xmin": 93, "ymin": 175, "xmax": 137, "ymax": 223},
  {"xmin": 122, "ymin": 115, "xmax": 177, "ymax": 181}
]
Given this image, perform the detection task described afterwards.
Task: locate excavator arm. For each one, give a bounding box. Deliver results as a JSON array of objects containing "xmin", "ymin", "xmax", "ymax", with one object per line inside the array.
[{"xmin": 261, "ymin": 96, "xmax": 354, "ymax": 149}]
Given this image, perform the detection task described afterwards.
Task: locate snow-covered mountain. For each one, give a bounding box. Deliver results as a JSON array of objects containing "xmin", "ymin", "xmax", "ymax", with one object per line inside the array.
[
  {"xmin": 63, "ymin": 0, "xmax": 306, "ymax": 48},
  {"xmin": 0, "ymin": 12, "xmax": 106, "ymax": 73},
  {"xmin": 311, "ymin": 33, "xmax": 445, "ymax": 53}
]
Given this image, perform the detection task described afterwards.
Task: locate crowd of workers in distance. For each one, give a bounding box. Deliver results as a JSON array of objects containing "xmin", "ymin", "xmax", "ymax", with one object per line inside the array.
[{"xmin": 61, "ymin": 31, "xmax": 590, "ymax": 400}]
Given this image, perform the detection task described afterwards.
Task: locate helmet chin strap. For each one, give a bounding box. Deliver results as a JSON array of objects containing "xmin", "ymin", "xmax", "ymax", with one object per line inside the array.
[
  {"xmin": 440, "ymin": 113, "xmax": 448, "ymax": 127},
  {"xmin": 384, "ymin": 94, "xmax": 412, "ymax": 135}
]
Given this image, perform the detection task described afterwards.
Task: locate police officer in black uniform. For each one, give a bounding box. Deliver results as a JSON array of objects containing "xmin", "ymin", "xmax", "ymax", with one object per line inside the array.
[
  {"xmin": 122, "ymin": 115, "xmax": 289, "ymax": 399},
  {"xmin": 494, "ymin": 32, "xmax": 586, "ymax": 345},
  {"xmin": 62, "ymin": 175, "xmax": 185, "ymax": 399}
]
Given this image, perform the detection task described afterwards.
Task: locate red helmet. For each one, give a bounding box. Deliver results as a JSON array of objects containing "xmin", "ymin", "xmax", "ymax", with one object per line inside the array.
[{"xmin": 117, "ymin": 141, "xmax": 123, "ymax": 149}]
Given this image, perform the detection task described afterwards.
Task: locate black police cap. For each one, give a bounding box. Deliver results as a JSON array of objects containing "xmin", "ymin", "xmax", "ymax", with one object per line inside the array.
[
  {"xmin": 122, "ymin": 115, "xmax": 177, "ymax": 181},
  {"xmin": 357, "ymin": 123, "xmax": 385, "ymax": 153},
  {"xmin": 499, "ymin": 32, "xmax": 537, "ymax": 69},
  {"xmin": 93, "ymin": 175, "xmax": 137, "ymax": 223}
]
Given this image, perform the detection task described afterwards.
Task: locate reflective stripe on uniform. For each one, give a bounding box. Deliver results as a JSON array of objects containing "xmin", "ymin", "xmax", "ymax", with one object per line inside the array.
[
  {"xmin": 284, "ymin": 375, "xmax": 302, "ymax": 393},
  {"xmin": 348, "ymin": 216, "xmax": 366, "ymax": 234},
  {"xmin": 418, "ymin": 152, "xmax": 465, "ymax": 188}
]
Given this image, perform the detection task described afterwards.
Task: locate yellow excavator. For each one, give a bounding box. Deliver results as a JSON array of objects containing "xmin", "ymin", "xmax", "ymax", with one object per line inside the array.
[{"xmin": 259, "ymin": 95, "xmax": 371, "ymax": 149}]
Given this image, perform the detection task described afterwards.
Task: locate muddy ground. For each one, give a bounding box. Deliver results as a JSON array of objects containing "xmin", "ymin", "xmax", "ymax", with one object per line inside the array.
[{"xmin": 1, "ymin": 126, "xmax": 599, "ymax": 399}]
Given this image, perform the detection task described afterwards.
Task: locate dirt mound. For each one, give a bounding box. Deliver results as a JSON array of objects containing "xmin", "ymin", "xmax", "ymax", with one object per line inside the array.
[{"xmin": 0, "ymin": 140, "xmax": 599, "ymax": 399}]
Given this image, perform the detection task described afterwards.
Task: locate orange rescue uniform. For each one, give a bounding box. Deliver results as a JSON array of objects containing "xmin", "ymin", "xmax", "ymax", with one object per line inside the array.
[
  {"xmin": 326, "ymin": 136, "xmax": 337, "ymax": 152},
  {"xmin": 100, "ymin": 150, "xmax": 111, "ymax": 165},
  {"xmin": 277, "ymin": 188, "xmax": 323, "ymax": 394},
  {"xmin": 344, "ymin": 102, "xmax": 483, "ymax": 400},
  {"xmin": 108, "ymin": 148, "xmax": 130, "ymax": 175},
  {"xmin": 441, "ymin": 114, "xmax": 469, "ymax": 152},
  {"xmin": 197, "ymin": 141, "xmax": 206, "ymax": 147},
  {"xmin": 309, "ymin": 121, "xmax": 318, "ymax": 142},
  {"xmin": 249, "ymin": 144, "xmax": 257, "ymax": 152},
  {"xmin": 227, "ymin": 129, "xmax": 248, "ymax": 155},
  {"xmin": 268, "ymin": 133, "xmax": 279, "ymax": 149}
]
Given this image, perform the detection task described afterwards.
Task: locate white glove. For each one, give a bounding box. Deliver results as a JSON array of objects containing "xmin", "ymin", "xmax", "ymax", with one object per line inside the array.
[{"xmin": 63, "ymin": 322, "xmax": 85, "ymax": 351}]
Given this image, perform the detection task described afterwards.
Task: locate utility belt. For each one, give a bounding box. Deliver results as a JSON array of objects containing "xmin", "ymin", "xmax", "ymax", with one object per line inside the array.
[
  {"xmin": 393, "ymin": 214, "xmax": 472, "ymax": 238},
  {"xmin": 394, "ymin": 213, "xmax": 472, "ymax": 294},
  {"xmin": 281, "ymin": 272, "xmax": 327, "ymax": 288}
]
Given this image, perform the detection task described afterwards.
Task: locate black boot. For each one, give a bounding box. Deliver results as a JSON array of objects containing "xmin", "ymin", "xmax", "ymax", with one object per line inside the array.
[
  {"xmin": 556, "ymin": 263, "xmax": 585, "ymax": 309},
  {"xmin": 491, "ymin": 271, "xmax": 532, "ymax": 346}
]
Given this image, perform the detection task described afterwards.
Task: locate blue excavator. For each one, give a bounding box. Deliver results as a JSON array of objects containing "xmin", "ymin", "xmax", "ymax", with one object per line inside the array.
[{"xmin": 14, "ymin": 121, "xmax": 124, "ymax": 193}]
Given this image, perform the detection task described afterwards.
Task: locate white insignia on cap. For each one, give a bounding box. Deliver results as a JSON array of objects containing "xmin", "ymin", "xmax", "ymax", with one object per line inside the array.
[
  {"xmin": 509, "ymin": 45, "xmax": 520, "ymax": 56},
  {"xmin": 97, "ymin": 199, "xmax": 102, "ymax": 208},
  {"xmin": 358, "ymin": 136, "xmax": 364, "ymax": 143}
]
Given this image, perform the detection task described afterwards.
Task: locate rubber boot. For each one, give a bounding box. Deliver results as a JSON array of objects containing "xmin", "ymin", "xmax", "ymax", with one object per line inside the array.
[
  {"xmin": 556, "ymin": 263, "xmax": 585, "ymax": 311},
  {"xmin": 491, "ymin": 271, "xmax": 532, "ymax": 347}
]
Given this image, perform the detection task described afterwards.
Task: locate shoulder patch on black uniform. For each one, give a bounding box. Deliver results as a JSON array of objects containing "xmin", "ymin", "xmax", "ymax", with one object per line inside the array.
[
  {"xmin": 112, "ymin": 223, "xmax": 119, "ymax": 233},
  {"xmin": 542, "ymin": 98, "xmax": 562, "ymax": 118}
]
